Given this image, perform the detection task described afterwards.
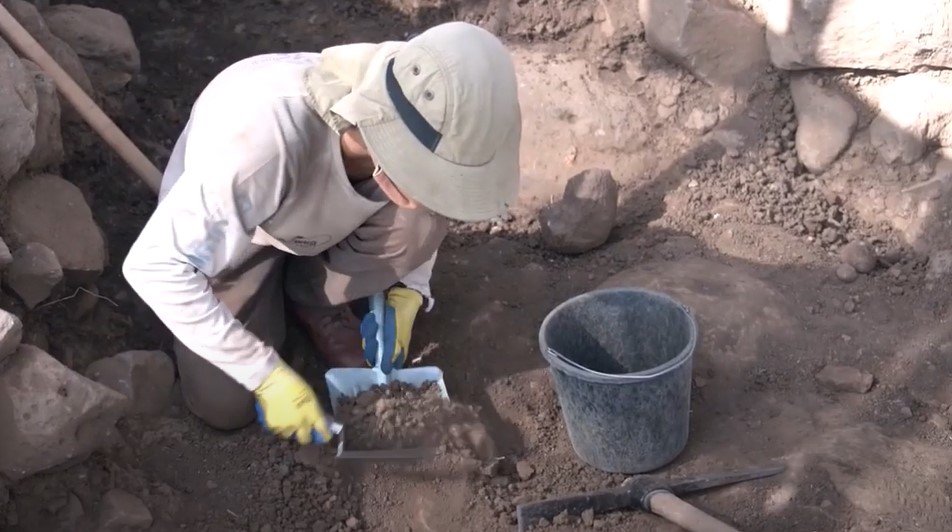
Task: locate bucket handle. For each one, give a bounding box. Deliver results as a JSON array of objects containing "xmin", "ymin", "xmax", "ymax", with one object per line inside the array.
[{"xmin": 546, "ymin": 347, "xmax": 678, "ymax": 380}]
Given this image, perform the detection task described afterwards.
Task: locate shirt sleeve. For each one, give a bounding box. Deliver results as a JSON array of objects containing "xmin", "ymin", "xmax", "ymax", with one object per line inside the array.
[
  {"xmin": 122, "ymin": 127, "xmax": 288, "ymax": 391},
  {"xmin": 398, "ymin": 249, "xmax": 438, "ymax": 312}
]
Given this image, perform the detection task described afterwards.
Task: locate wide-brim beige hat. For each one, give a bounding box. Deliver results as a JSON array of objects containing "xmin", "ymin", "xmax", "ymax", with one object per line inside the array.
[{"xmin": 329, "ymin": 22, "xmax": 522, "ymax": 222}]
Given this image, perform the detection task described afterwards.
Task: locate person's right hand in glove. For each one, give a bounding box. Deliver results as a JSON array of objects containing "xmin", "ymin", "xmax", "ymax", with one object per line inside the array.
[{"xmin": 253, "ymin": 359, "xmax": 334, "ymax": 444}]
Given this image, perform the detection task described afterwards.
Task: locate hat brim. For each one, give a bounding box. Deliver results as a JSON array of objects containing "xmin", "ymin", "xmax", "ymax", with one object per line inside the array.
[{"xmin": 357, "ymin": 104, "xmax": 521, "ymax": 223}]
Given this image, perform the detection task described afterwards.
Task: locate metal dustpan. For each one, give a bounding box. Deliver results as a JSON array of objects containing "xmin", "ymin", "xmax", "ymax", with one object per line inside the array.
[{"xmin": 325, "ymin": 291, "xmax": 449, "ymax": 459}]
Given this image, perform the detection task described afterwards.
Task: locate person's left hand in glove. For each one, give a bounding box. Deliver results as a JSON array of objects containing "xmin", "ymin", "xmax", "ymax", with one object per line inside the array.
[{"xmin": 360, "ymin": 286, "xmax": 424, "ymax": 373}]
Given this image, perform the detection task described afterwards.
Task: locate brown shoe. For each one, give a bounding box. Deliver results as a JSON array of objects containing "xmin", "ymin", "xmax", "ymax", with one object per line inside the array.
[{"xmin": 292, "ymin": 304, "xmax": 366, "ymax": 368}]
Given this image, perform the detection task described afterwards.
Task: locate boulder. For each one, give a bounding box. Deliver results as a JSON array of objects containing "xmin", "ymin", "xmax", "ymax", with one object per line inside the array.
[
  {"xmin": 869, "ymin": 72, "xmax": 952, "ymax": 165},
  {"xmin": 0, "ymin": 310, "xmax": 23, "ymax": 363},
  {"xmin": 2, "ymin": 0, "xmax": 94, "ymax": 98},
  {"xmin": 0, "ymin": 344, "xmax": 128, "ymax": 481},
  {"xmin": 8, "ymin": 174, "xmax": 106, "ymax": 284},
  {"xmin": 20, "ymin": 60, "xmax": 64, "ymax": 170},
  {"xmin": 85, "ymin": 350, "xmax": 175, "ymax": 416},
  {"xmin": 764, "ymin": 0, "xmax": 952, "ymax": 72},
  {"xmin": 638, "ymin": 0, "xmax": 768, "ymax": 90},
  {"xmin": 3, "ymin": 242, "xmax": 63, "ymax": 309},
  {"xmin": 42, "ymin": 5, "xmax": 140, "ymax": 94},
  {"xmin": 539, "ymin": 168, "xmax": 619, "ymax": 255},
  {"xmin": 790, "ymin": 75, "xmax": 857, "ymax": 173},
  {"xmin": 0, "ymin": 36, "xmax": 37, "ymax": 184}
]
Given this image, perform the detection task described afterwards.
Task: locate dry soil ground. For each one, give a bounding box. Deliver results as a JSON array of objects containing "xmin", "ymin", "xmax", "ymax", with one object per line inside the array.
[{"xmin": 6, "ymin": 0, "xmax": 952, "ymax": 531}]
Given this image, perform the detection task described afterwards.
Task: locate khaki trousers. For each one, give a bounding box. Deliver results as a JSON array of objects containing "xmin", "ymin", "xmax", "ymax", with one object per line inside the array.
[{"xmin": 174, "ymin": 197, "xmax": 448, "ymax": 430}]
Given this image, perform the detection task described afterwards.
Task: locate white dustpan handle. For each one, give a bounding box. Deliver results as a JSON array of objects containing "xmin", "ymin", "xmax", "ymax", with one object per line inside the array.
[{"xmin": 370, "ymin": 292, "xmax": 387, "ymax": 376}]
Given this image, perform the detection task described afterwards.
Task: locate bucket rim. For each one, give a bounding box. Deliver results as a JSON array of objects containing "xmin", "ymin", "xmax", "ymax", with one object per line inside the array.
[{"xmin": 538, "ymin": 287, "xmax": 698, "ymax": 383}]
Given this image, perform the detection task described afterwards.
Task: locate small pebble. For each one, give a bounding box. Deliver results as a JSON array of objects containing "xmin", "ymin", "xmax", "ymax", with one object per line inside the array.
[
  {"xmin": 816, "ymin": 365, "xmax": 874, "ymax": 394},
  {"xmin": 516, "ymin": 461, "xmax": 535, "ymax": 481},
  {"xmin": 840, "ymin": 240, "xmax": 877, "ymax": 274},
  {"xmin": 821, "ymin": 227, "xmax": 839, "ymax": 244},
  {"xmin": 581, "ymin": 508, "xmax": 595, "ymax": 526},
  {"xmin": 836, "ymin": 263, "xmax": 858, "ymax": 283}
]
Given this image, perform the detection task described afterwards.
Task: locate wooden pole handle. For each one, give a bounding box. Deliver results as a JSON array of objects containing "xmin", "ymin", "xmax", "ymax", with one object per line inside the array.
[
  {"xmin": 646, "ymin": 491, "xmax": 742, "ymax": 532},
  {"xmin": 0, "ymin": 4, "xmax": 162, "ymax": 194}
]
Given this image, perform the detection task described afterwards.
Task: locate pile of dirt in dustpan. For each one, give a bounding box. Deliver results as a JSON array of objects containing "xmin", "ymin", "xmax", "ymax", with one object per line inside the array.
[{"xmin": 335, "ymin": 381, "xmax": 496, "ymax": 460}]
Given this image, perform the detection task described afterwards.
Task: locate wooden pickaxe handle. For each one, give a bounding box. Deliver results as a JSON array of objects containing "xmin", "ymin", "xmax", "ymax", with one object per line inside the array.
[
  {"xmin": 0, "ymin": 4, "xmax": 163, "ymax": 193},
  {"xmin": 646, "ymin": 491, "xmax": 741, "ymax": 532}
]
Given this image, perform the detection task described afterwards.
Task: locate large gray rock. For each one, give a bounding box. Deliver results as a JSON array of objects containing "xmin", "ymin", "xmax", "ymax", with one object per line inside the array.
[
  {"xmin": 0, "ymin": 310, "xmax": 23, "ymax": 363},
  {"xmin": 2, "ymin": 0, "xmax": 95, "ymax": 98},
  {"xmin": 790, "ymin": 75, "xmax": 857, "ymax": 174},
  {"xmin": 20, "ymin": 60, "xmax": 64, "ymax": 170},
  {"xmin": 0, "ymin": 37, "xmax": 37, "ymax": 184},
  {"xmin": 42, "ymin": 5, "xmax": 140, "ymax": 94},
  {"xmin": 639, "ymin": 0, "xmax": 768, "ymax": 90},
  {"xmin": 4, "ymin": 242, "xmax": 63, "ymax": 309},
  {"xmin": 8, "ymin": 174, "xmax": 106, "ymax": 284},
  {"xmin": 539, "ymin": 168, "xmax": 619, "ymax": 255},
  {"xmin": 869, "ymin": 72, "xmax": 952, "ymax": 165},
  {"xmin": 0, "ymin": 344, "xmax": 128, "ymax": 481},
  {"xmin": 764, "ymin": 0, "xmax": 952, "ymax": 72},
  {"xmin": 85, "ymin": 350, "xmax": 175, "ymax": 417}
]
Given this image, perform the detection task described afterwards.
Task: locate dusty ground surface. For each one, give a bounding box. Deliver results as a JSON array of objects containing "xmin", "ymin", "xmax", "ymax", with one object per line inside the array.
[{"xmin": 6, "ymin": 0, "xmax": 952, "ymax": 531}]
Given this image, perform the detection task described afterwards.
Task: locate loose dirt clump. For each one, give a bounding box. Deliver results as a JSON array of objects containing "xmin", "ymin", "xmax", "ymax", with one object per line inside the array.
[{"xmin": 336, "ymin": 381, "xmax": 496, "ymax": 460}]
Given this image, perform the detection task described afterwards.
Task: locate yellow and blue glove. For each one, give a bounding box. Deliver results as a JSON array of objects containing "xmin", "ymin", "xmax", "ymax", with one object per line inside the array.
[
  {"xmin": 254, "ymin": 359, "xmax": 334, "ymax": 444},
  {"xmin": 360, "ymin": 286, "xmax": 424, "ymax": 373}
]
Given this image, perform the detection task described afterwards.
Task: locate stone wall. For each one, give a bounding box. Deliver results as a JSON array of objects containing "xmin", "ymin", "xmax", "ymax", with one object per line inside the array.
[
  {"xmin": 637, "ymin": 0, "xmax": 952, "ymax": 261},
  {"xmin": 0, "ymin": 0, "xmax": 173, "ymax": 513}
]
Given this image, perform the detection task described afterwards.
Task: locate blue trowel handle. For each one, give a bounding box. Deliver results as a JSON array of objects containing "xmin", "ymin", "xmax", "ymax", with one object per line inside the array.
[{"xmin": 370, "ymin": 292, "xmax": 390, "ymax": 376}]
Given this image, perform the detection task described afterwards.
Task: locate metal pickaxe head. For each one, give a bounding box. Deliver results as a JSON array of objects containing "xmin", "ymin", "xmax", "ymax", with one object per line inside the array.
[{"xmin": 516, "ymin": 463, "xmax": 786, "ymax": 531}]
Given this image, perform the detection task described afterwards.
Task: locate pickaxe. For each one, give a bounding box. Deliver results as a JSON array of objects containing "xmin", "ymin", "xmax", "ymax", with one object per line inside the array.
[{"xmin": 516, "ymin": 463, "xmax": 785, "ymax": 532}]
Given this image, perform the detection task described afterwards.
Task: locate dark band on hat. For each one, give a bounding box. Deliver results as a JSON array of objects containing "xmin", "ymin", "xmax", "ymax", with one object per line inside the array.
[{"xmin": 385, "ymin": 58, "xmax": 442, "ymax": 152}]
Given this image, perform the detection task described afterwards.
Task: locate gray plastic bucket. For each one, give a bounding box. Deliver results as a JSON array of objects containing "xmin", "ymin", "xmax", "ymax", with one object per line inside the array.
[{"xmin": 539, "ymin": 288, "xmax": 697, "ymax": 473}]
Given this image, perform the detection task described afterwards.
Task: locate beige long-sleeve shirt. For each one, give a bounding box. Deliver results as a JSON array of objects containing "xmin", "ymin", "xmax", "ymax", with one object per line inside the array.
[{"xmin": 123, "ymin": 52, "xmax": 436, "ymax": 391}]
